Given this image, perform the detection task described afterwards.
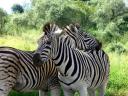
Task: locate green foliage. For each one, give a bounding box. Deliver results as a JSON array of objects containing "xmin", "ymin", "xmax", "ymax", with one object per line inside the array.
[
  {"xmin": 101, "ymin": 22, "xmax": 120, "ymax": 43},
  {"xmin": 0, "ymin": 8, "xmax": 7, "ymax": 34},
  {"xmin": 5, "ymin": 13, "xmax": 39, "ymax": 35},
  {"xmin": 11, "ymin": 4, "xmax": 24, "ymax": 13},
  {"xmin": 29, "ymin": 0, "xmax": 96, "ymax": 30},
  {"xmin": 108, "ymin": 43, "xmax": 126, "ymax": 54},
  {"xmin": 9, "ymin": 91, "xmax": 38, "ymax": 96},
  {"xmin": 6, "ymin": 14, "xmax": 27, "ymax": 34},
  {"xmin": 1, "ymin": 0, "xmax": 128, "ymax": 41},
  {"xmin": 94, "ymin": 0, "xmax": 126, "ymax": 26},
  {"xmin": 93, "ymin": 0, "xmax": 128, "ymax": 36},
  {"xmin": 106, "ymin": 53, "xmax": 128, "ymax": 96}
]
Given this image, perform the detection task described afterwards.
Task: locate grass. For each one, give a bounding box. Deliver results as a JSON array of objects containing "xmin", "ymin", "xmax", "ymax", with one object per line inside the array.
[
  {"xmin": 0, "ymin": 29, "xmax": 40, "ymax": 51},
  {"xmin": 9, "ymin": 91, "xmax": 38, "ymax": 96},
  {"xmin": 0, "ymin": 31, "xmax": 128, "ymax": 96},
  {"xmin": 106, "ymin": 52, "xmax": 128, "ymax": 96}
]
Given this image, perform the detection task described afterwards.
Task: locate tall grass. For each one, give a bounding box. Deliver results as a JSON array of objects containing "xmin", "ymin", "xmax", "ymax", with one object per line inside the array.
[
  {"xmin": 0, "ymin": 30, "xmax": 128, "ymax": 96},
  {"xmin": 106, "ymin": 52, "xmax": 128, "ymax": 96}
]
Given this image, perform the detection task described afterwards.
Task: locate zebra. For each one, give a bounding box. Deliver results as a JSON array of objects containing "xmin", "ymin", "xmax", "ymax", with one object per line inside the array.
[
  {"xmin": 0, "ymin": 46, "xmax": 61, "ymax": 96},
  {"xmin": 32, "ymin": 23, "xmax": 110, "ymax": 96},
  {"xmin": 63, "ymin": 24, "xmax": 110, "ymax": 96},
  {"xmin": 62, "ymin": 23, "xmax": 102, "ymax": 51},
  {"xmin": 41, "ymin": 23, "xmax": 109, "ymax": 96}
]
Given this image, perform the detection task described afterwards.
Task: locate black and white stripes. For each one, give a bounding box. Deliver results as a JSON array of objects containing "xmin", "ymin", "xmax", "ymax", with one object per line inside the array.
[
  {"xmin": 33, "ymin": 23, "xmax": 110, "ymax": 96},
  {"xmin": 0, "ymin": 46, "xmax": 60, "ymax": 96},
  {"xmin": 63, "ymin": 23, "xmax": 102, "ymax": 51}
]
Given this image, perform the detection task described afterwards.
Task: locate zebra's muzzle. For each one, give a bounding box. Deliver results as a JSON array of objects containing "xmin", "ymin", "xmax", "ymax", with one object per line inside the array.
[{"xmin": 33, "ymin": 53, "xmax": 44, "ymax": 66}]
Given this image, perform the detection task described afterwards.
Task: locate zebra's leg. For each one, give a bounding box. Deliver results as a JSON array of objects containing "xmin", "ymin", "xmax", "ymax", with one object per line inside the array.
[
  {"xmin": 50, "ymin": 87, "xmax": 61, "ymax": 96},
  {"xmin": 59, "ymin": 79, "xmax": 74, "ymax": 96},
  {"xmin": 88, "ymin": 89, "xmax": 95, "ymax": 96},
  {"xmin": 97, "ymin": 83, "xmax": 106, "ymax": 96},
  {"xmin": 63, "ymin": 89, "xmax": 74, "ymax": 96},
  {"xmin": 62, "ymin": 87, "xmax": 74, "ymax": 96},
  {"xmin": 79, "ymin": 86, "xmax": 88, "ymax": 96},
  {"xmin": 39, "ymin": 90, "xmax": 48, "ymax": 96},
  {"xmin": 0, "ymin": 85, "xmax": 11, "ymax": 96},
  {"xmin": 0, "ymin": 70, "xmax": 17, "ymax": 96},
  {"xmin": 0, "ymin": 80, "xmax": 15, "ymax": 96},
  {"xmin": 0, "ymin": 89, "xmax": 10, "ymax": 96}
]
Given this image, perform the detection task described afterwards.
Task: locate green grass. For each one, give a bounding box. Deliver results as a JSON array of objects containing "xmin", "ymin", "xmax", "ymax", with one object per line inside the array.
[
  {"xmin": 0, "ymin": 29, "xmax": 41, "ymax": 51},
  {"xmin": 0, "ymin": 31, "xmax": 128, "ymax": 96},
  {"xmin": 9, "ymin": 91, "xmax": 38, "ymax": 96},
  {"xmin": 106, "ymin": 52, "xmax": 128, "ymax": 96}
]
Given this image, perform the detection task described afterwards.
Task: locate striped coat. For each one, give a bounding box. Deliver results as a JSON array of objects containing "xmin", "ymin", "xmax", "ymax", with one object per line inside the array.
[
  {"xmin": 33, "ymin": 23, "xmax": 110, "ymax": 96},
  {"xmin": 0, "ymin": 46, "xmax": 60, "ymax": 96}
]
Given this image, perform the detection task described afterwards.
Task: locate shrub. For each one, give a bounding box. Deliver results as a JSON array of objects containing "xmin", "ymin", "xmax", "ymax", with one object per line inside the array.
[
  {"xmin": 0, "ymin": 8, "xmax": 7, "ymax": 34},
  {"xmin": 108, "ymin": 43, "xmax": 126, "ymax": 54}
]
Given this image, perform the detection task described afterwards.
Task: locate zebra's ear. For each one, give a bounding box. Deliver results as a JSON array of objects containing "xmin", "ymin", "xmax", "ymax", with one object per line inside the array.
[
  {"xmin": 74, "ymin": 23, "xmax": 80, "ymax": 30},
  {"xmin": 43, "ymin": 22, "xmax": 53, "ymax": 35},
  {"xmin": 43, "ymin": 22, "xmax": 61, "ymax": 38},
  {"xmin": 69, "ymin": 23, "xmax": 79, "ymax": 34},
  {"xmin": 42, "ymin": 22, "xmax": 51, "ymax": 40},
  {"xmin": 73, "ymin": 23, "xmax": 85, "ymax": 36}
]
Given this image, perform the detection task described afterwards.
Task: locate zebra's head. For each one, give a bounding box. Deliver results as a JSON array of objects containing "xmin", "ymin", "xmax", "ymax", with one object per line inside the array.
[
  {"xmin": 33, "ymin": 23, "xmax": 62, "ymax": 66},
  {"xmin": 63, "ymin": 23, "xmax": 102, "ymax": 51}
]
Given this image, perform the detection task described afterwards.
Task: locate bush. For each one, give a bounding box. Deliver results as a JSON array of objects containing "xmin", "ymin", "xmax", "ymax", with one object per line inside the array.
[
  {"xmin": 108, "ymin": 43, "xmax": 126, "ymax": 54},
  {"xmin": 0, "ymin": 8, "xmax": 7, "ymax": 34}
]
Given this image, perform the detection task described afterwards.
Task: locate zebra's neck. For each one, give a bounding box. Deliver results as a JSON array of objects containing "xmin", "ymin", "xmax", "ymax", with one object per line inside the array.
[{"xmin": 51, "ymin": 36, "xmax": 78, "ymax": 77}]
